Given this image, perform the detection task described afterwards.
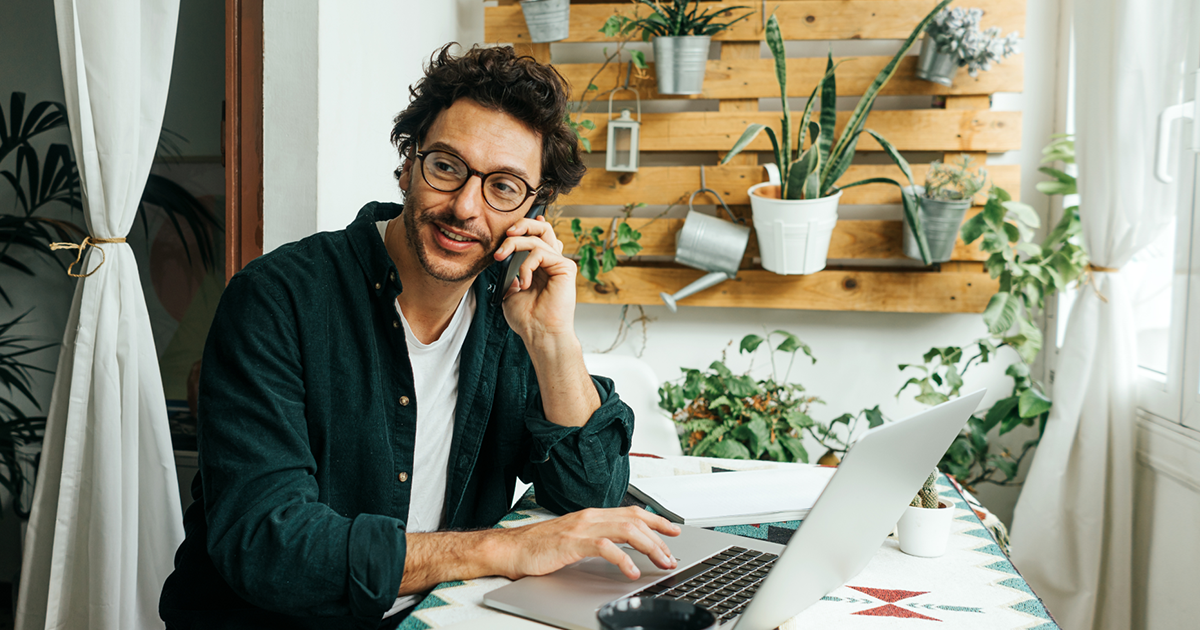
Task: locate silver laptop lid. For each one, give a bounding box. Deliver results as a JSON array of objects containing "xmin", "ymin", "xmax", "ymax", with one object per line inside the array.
[{"xmin": 732, "ymin": 389, "xmax": 986, "ymax": 630}]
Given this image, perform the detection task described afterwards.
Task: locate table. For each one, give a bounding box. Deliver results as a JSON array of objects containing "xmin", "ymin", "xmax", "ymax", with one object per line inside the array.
[{"xmin": 398, "ymin": 457, "xmax": 1058, "ymax": 630}]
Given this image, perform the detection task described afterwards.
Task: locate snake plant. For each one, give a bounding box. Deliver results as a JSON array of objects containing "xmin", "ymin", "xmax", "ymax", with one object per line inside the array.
[{"xmin": 720, "ymin": 2, "xmax": 953, "ymax": 265}]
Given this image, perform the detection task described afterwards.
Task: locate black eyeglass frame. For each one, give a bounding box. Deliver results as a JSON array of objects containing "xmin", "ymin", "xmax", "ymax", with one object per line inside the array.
[{"xmin": 414, "ymin": 149, "xmax": 545, "ymax": 213}]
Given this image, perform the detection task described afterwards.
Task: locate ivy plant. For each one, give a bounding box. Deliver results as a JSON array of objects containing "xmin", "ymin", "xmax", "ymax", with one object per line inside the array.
[
  {"xmin": 571, "ymin": 202, "xmax": 646, "ymax": 286},
  {"xmin": 898, "ymin": 135, "xmax": 1087, "ymax": 488}
]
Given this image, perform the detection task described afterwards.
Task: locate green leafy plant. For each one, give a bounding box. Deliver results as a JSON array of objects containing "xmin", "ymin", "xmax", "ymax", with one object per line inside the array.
[
  {"xmin": 658, "ymin": 331, "xmax": 819, "ymax": 461},
  {"xmin": 657, "ymin": 331, "xmax": 885, "ymax": 463},
  {"xmin": 719, "ymin": 4, "xmax": 952, "ymax": 263},
  {"xmin": 602, "ymin": 0, "xmax": 752, "ymax": 41},
  {"xmin": 0, "ymin": 311, "xmax": 49, "ymax": 504},
  {"xmin": 571, "ymin": 202, "xmax": 646, "ymax": 285},
  {"xmin": 898, "ymin": 137, "xmax": 1086, "ymax": 488},
  {"xmin": 924, "ymin": 156, "xmax": 988, "ymax": 201}
]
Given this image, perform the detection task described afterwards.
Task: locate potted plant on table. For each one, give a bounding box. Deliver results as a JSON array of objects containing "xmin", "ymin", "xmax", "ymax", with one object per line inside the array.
[
  {"xmin": 896, "ymin": 470, "xmax": 956, "ymax": 557},
  {"xmin": 916, "ymin": 7, "xmax": 1020, "ymax": 87},
  {"xmin": 603, "ymin": 0, "xmax": 753, "ymax": 95},
  {"xmin": 719, "ymin": 4, "xmax": 951, "ymax": 274},
  {"xmin": 657, "ymin": 331, "xmax": 884, "ymax": 463},
  {"xmin": 902, "ymin": 156, "xmax": 988, "ymax": 263}
]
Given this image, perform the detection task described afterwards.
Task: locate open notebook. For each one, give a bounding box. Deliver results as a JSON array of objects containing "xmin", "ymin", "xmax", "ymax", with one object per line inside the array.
[{"xmin": 627, "ymin": 466, "xmax": 837, "ymax": 527}]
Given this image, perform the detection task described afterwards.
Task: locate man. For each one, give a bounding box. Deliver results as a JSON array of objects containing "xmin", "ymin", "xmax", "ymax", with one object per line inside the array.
[{"xmin": 159, "ymin": 44, "xmax": 679, "ymax": 629}]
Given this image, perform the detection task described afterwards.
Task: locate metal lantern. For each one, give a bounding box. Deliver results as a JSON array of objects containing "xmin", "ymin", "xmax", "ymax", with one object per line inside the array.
[{"xmin": 605, "ymin": 88, "xmax": 641, "ymax": 173}]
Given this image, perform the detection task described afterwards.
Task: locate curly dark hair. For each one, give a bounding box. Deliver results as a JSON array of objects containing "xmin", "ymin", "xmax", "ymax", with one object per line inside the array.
[{"xmin": 391, "ymin": 44, "xmax": 586, "ymax": 206}]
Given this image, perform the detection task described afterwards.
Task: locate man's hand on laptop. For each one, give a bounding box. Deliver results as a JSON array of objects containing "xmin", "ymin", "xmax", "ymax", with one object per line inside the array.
[{"xmin": 496, "ymin": 506, "xmax": 680, "ymax": 581}]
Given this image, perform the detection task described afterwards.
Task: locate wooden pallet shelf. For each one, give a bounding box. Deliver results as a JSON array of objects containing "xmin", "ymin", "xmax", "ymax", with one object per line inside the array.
[
  {"xmin": 575, "ymin": 110, "xmax": 1021, "ymax": 153},
  {"xmin": 486, "ymin": 1, "xmax": 1024, "ymax": 44},
  {"xmin": 557, "ymin": 213, "xmax": 989, "ymax": 262},
  {"xmin": 575, "ymin": 267, "xmax": 999, "ymax": 313},
  {"xmin": 556, "ymin": 54, "xmax": 1024, "ymax": 100},
  {"xmin": 487, "ymin": 0, "xmax": 1025, "ymax": 314}
]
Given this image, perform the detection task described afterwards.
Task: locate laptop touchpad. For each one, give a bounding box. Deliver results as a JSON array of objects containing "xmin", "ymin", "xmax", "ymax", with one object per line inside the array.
[{"xmin": 572, "ymin": 546, "xmax": 678, "ymax": 582}]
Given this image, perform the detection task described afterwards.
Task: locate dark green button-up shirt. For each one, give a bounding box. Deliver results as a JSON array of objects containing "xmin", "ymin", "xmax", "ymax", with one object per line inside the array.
[{"xmin": 159, "ymin": 202, "xmax": 633, "ymax": 629}]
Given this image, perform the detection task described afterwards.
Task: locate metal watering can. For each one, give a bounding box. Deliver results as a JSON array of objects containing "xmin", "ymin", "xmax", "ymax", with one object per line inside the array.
[{"xmin": 660, "ymin": 166, "xmax": 751, "ymax": 311}]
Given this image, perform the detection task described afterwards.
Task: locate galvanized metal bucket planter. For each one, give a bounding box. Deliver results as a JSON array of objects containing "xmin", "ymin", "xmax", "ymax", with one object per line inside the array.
[
  {"xmin": 914, "ymin": 37, "xmax": 959, "ymax": 87},
  {"xmin": 520, "ymin": 0, "xmax": 570, "ymax": 44},
  {"xmin": 902, "ymin": 186, "xmax": 972, "ymax": 263},
  {"xmin": 653, "ymin": 35, "xmax": 712, "ymax": 95}
]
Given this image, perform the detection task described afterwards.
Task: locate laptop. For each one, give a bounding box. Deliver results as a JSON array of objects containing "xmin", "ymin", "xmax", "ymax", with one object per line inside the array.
[{"xmin": 484, "ymin": 389, "xmax": 986, "ymax": 630}]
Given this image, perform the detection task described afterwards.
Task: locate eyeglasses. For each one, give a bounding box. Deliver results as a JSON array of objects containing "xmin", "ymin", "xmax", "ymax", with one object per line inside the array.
[{"xmin": 415, "ymin": 149, "xmax": 543, "ymax": 213}]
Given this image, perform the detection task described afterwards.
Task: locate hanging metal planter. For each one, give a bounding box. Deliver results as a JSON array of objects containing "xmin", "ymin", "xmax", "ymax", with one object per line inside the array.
[
  {"xmin": 901, "ymin": 186, "xmax": 972, "ymax": 263},
  {"xmin": 653, "ymin": 35, "xmax": 712, "ymax": 95},
  {"xmin": 914, "ymin": 37, "xmax": 959, "ymax": 87},
  {"xmin": 520, "ymin": 0, "xmax": 570, "ymax": 44},
  {"xmin": 605, "ymin": 88, "xmax": 641, "ymax": 173}
]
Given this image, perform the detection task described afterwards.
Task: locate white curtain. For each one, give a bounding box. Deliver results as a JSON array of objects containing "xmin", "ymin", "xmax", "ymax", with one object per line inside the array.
[
  {"xmin": 16, "ymin": 1, "xmax": 184, "ymax": 629},
  {"xmin": 1009, "ymin": 0, "xmax": 1193, "ymax": 628}
]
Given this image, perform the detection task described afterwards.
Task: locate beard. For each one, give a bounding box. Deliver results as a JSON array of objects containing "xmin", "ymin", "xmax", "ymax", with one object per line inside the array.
[{"xmin": 402, "ymin": 200, "xmax": 499, "ymax": 284}]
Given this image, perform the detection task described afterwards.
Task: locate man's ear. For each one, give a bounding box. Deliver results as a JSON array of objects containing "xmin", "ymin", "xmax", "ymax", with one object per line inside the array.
[{"xmin": 396, "ymin": 158, "xmax": 413, "ymax": 194}]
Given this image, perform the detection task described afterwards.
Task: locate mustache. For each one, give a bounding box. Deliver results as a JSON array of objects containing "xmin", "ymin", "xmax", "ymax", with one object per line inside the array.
[{"xmin": 419, "ymin": 210, "xmax": 491, "ymax": 244}]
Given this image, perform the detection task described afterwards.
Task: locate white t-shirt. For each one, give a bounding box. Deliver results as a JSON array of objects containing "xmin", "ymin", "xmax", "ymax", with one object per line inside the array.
[{"xmin": 377, "ymin": 220, "xmax": 474, "ymax": 617}]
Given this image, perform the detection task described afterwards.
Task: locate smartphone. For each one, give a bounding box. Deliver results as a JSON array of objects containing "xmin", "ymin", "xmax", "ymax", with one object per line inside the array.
[{"xmin": 491, "ymin": 204, "xmax": 546, "ymax": 306}]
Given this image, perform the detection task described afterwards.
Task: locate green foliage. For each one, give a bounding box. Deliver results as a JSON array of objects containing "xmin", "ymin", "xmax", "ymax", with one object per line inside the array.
[
  {"xmin": 924, "ymin": 155, "xmax": 988, "ymax": 201},
  {"xmin": 571, "ymin": 202, "xmax": 646, "ymax": 285},
  {"xmin": 898, "ymin": 136, "xmax": 1087, "ymax": 489},
  {"xmin": 602, "ymin": 0, "xmax": 753, "ymax": 40},
  {"xmin": 658, "ymin": 331, "xmax": 882, "ymax": 462},
  {"xmin": 0, "ymin": 312, "xmax": 48, "ymax": 505},
  {"xmin": 719, "ymin": 4, "xmax": 952, "ymax": 263}
]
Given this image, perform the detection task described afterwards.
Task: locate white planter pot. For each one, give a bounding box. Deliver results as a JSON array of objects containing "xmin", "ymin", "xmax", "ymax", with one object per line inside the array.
[
  {"xmin": 748, "ymin": 182, "xmax": 842, "ymax": 275},
  {"xmin": 896, "ymin": 498, "xmax": 955, "ymax": 557}
]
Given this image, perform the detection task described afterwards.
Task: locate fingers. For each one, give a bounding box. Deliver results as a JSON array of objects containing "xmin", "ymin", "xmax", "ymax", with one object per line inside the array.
[
  {"xmin": 595, "ymin": 538, "xmax": 640, "ymax": 580},
  {"xmin": 503, "ymin": 215, "xmax": 562, "ymax": 252}
]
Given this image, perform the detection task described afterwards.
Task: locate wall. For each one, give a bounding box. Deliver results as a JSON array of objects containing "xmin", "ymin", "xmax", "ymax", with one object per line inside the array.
[
  {"xmin": 262, "ymin": 1, "xmax": 1061, "ymax": 525},
  {"xmin": 1133, "ymin": 415, "xmax": 1200, "ymax": 629},
  {"xmin": 262, "ymin": 0, "xmax": 476, "ymax": 253}
]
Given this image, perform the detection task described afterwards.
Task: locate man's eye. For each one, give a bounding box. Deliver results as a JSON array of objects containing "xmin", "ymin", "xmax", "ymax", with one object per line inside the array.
[{"xmin": 490, "ymin": 178, "xmax": 522, "ymax": 196}]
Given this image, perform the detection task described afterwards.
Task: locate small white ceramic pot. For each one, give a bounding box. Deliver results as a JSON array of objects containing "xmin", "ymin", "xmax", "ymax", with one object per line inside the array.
[{"xmin": 896, "ymin": 498, "xmax": 955, "ymax": 557}]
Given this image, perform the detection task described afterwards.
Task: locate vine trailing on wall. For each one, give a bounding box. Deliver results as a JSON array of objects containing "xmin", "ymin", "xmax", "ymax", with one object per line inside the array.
[{"xmin": 898, "ymin": 135, "xmax": 1086, "ymax": 489}]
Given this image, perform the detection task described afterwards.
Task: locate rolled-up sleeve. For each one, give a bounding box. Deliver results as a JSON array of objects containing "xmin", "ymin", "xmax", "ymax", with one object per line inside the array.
[
  {"xmin": 198, "ymin": 272, "xmax": 405, "ymax": 619},
  {"xmin": 523, "ymin": 375, "xmax": 633, "ymax": 515}
]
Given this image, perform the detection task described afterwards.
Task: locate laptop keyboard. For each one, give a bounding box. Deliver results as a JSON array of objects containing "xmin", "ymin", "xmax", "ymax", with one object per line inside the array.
[{"xmin": 629, "ymin": 546, "xmax": 778, "ymax": 624}]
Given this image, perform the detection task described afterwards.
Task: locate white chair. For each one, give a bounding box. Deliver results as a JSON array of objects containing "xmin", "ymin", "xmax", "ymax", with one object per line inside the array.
[
  {"xmin": 583, "ymin": 353, "xmax": 683, "ymax": 458},
  {"xmin": 512, "ymin": 353, "xmax": 684, "ymax": 506}
]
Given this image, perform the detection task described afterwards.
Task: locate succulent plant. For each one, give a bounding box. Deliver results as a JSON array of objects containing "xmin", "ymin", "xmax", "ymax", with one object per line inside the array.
[
  {"xmin": 924, "ymin": 156, "xmax": 988, "ymax": 202},
  {"xmin": 910, "ymin": 470, "xmax": 941, "ymax": 509},
  {"xmin": 925, "ymin": 7, "xmax": 1020, "ymax": 77}
]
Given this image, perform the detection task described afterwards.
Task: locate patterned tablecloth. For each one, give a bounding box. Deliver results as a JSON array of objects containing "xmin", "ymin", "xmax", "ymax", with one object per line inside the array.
[{"xmin": 398, "ymin": 457, "xmax": 1057, "ymax": 630}]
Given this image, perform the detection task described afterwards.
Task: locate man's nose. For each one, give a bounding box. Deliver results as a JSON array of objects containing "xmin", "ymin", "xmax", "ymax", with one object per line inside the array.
[{"xmin": 449, "ymin": 173, "xmax": 489, "ymax": 222}]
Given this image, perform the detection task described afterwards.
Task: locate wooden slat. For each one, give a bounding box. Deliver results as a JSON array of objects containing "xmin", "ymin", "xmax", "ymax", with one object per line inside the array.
[
  {"xmin": 574, "ymin": 267, "xmax": 999, "ymax": 312},
  {"xmin": 561, "ymin": 164, "xmax": 1020, "ymax": 206},
  {"xmin": 556, "ymin": 212, "xmax": 987, "ymax": 261},
  {"xmin": 485, "ymin": 1, "xmax": 1024, "ymax": 44},
  {"xmin": 577, "ymin": 110, "xmax": 1021, "ymax": 153},
  {"xmin": 558, "ymin": 54, "xmax": 1024, "ymax": 99}
]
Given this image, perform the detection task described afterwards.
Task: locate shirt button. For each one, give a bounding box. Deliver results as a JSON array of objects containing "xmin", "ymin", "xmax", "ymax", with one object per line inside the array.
[
  {"xmin": 399, "ymin": 396, "xmax": 410, "ymax": 406},
  {"xmin": 374, "ymin": 282, "xmax": 382, "ymax": 290},
  {"xmin": 393, "ymin": 320, "xmax": 399, "ymax": 328},
  {"xmin": 389, "ymin": 272, "xmax": 395, "ymax": 281},
  {"xmin": 398, "ymin": 472, "xmax": 409, "ymax": 483}
]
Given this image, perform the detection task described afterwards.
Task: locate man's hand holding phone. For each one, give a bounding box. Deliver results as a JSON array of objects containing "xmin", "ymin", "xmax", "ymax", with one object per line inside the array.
[{"xmin": 493, "ymin": 208, "xmax": 578, "ymax": 342}]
